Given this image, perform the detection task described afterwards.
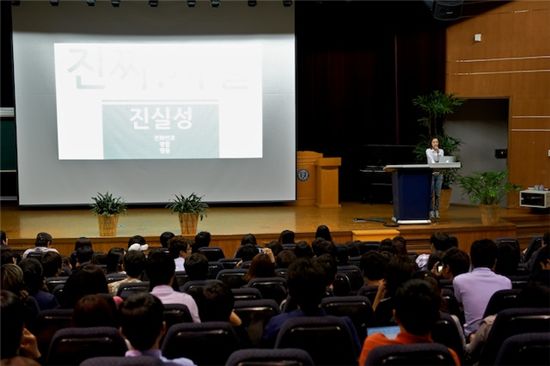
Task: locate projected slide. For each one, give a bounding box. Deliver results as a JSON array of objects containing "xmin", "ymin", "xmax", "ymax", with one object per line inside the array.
[{"xmin": 54, "ymin": 42, "xmax": 263, "ymax": 160}]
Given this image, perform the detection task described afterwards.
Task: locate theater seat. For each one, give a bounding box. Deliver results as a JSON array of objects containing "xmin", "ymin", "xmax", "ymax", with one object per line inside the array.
[
  {"xmin": 198, "ymin": 247, "xmax": 225, "ymax": 261},
  {"xmin": 226, "ymin": 348, "xmax": 314, "ymax": 366},
  {"xmin": 247, "ymin": 277, "xmax": 288, "ymax": 305},
  {"xmin": 320, "ymin": 295, "xmax": 374, "ymax": 341},
  {"xmin": 233, "ymin": 299, "xmax": 280, "ymax": 346},
  {"xmin": 80, "ymin": 356, "xmax": 163, "ymax": 366},
  {"xmin": 494, "ymin": 332, "xmax": 550, "ymax": 366},
  {"xmin": 364, "ymin": 343, "xmax": 456, "ymax": 365}
]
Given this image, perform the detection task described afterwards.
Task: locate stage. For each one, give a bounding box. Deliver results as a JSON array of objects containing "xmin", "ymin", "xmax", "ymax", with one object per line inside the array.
[{"xmin": 1, "ymin": 201, "xmax": 548, "ymax": 257}]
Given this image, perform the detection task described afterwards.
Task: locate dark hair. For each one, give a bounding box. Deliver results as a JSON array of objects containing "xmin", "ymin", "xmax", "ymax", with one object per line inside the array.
[
  {"xmin": 73, "ymin": 294, "xmax": 118, "ymax": 327},
  {"xmin": 441, "ymin": 247, "xmax": 470, "ymax": 277},
  {"xmin": 315, "ymin": 225, "xmax": 332, "ymax": 242},
  {"xmin": 276, "ymin": 250, "xmax": 296, "ymax": 269},
  {"xmin": 0, "ymin": 247, "xmax": 17, "ymax": 266},
  {"xmin": 392, "ymin": 236, "xmax": 408, "ymax": 256},
  {"xmin": 531, "ymin": 244, "xmax": 550, "ymax": 283},
  {"xmin": 279, "ymin": 230, "xmax": 295, "ymax": 245},
  {"xmin": 19, "ymin": 258, "xmax": 44, "ymax": 295},
  {"xmin": 394, "ymin": 279, "xmax": 441, "ymax": 336},
  {"xmin": 379, "ymin": 238, "xmax": 397, "ymax": 255},
  {"xmin": 334, "ymin": 245, "xmax": 349, "ymax": 266},
  {"xmin": 470, "ymin": 239, "xmax": 498, "ymax": 269},
  {"xmin": 1, "ymin": 230, "xmax": 6, "ymax": 244},
  {"xmin": 241, "ymin": 233, "xmax": 257, "ymax": 246},
  {"xmin": 311, "ymin": 238, "xmax": 335, "ymax": 257},
  {"xmin": 266, "ymin": 241, "xmax": 284, "ymax": 257},
  {"xmin": 360, "ymin": 251, "xmax": 390, "ymax": 281},
  {"xmin": 315, "ymin": 253, "xmax": 337, "ymax": 287},
  {"xmin": 74, "ymin": 237, "xmax": 92, "ymax": 251},
  {"xmin": 123, "ymin": 251, "xmax": 146, "ymax": 278},
  {"xmin": 495, "ymin": 241, "xmax": 521, "ymax": 276},
  {"xmin": 200, "ymin": 282, "xmax": 234, "ymax": 322},
  {"xmin": 235, "ymin": 244, "xmax": 259, "ymax": 261},
  {"xmin": 1, "ymin": 290, "xmax": 25, "ymax": 359},
  {"xmin": 184, "ymin": 253, "xmax": 209, "ymax": 281},
  {"xmin": 35, "ymin": 232, "xmax": 52, "ymax": 247},
  {"xmin": 294, "ymin": 242, "xmax": 314, "ymax": 259},
  {"xmin": 119, "ymin": 293, "xmax": 165, "ymax": 351},
  {"xmin": 430, "ymin": 232, "xmax": 453, "ymax": 252},
  {"xmin": 245, "ymin": 253, "xmax": 275, "ymax": 282},
  {"xmin": 1, "ymin": 264, "xmax": 28, "ymax": 300},
  {"xmin": 41, "ymin": 251, "xmax": 62, "ymax": 277},
  {"xmin": 61, "ymin": 264, "xmax": 109, "ymax": 308},
  {"xmin": 76, "ymin": 245, "xmax": 94, "ymax": 266},
  {"xmin": 384, "ymin": 255, "xmax": 416, "ymax": 297},
  {"xmin": 160, "ymin": 231, "xmax": 175, "ymax": 249},
  {"xmin": 193, "ymin": 231, "xmax": 211, "ymax": 252},
  {"xmin": 287, "ymin": 258, "xmax": 326, "ymax": 314},
  {"xmin": 128, "ymin": 235, "xmax": 147, "ymax": 247},
  {"xmin": 168, "ymin": 236, "xmax": 190, "ymax": 259},
  {"xmin": 106, "ymin": 247, "xmax": 125, "ymax": 274},
  {"xmin": 146, "ymin": 249, "xmax": 175, "ymax": 289}
]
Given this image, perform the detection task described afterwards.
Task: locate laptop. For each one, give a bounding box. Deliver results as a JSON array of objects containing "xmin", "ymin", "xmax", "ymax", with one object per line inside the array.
[
  {"xmin": 439, "ymin": 156, "xmax": 455, "ymax": 163},
  {"xmin": 366, "ymin": 325, "xmax": 401, "ymax": 339}
]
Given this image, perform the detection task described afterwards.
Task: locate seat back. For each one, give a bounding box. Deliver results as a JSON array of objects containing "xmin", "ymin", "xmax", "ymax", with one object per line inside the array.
[
  {"xmin": 116, "ymin": 282, "xmax": 150, "ymax": 299},
  {"xmin": 482, "ymin": 288, "xmax": 521, "ymax": 318},
  {"xmin": 217, "ymin": 269, "xmax": 248, "ymax": 288},
  {"xmin": 105, "ymin": 273, "xmax": 128, "ymax": 283},
  {"xmin": 207, "ymin": 261, "xmax": 224, "ymax": 279},
  {"xmin": 274, "ymin": 316, "xmax": 359, "ymax": 366},
  {"xmin": 232, "ymin": 287, "xmax": 263, "ymax": 301},
  {"xmin": 174, "ymin": 271, "xmax": 189, "ymax": 288},
  {"xmin": 33, "ymin": 308, "xmax": 74, "ymax": 358},
  {"xmin": 45, "ymin": 276, "xmax": 68, "ymax": 292},
  {"xmin": 320, "ymin": 295, "xmax": 374, "ymax": 340},
  {"xmin": 161, "ymin": 321, "xmax": 240, "ymax": 366},
  {"xmin": 337, "ymin": 265, "xmax": 364, "ymax": 291},
  {"xmin": 234, "ymin": 299, "xmax": 280, "ymax": 346},
  {"xmin": 247, "ymin": 277, "xmax": 288, "ymax": 305},
  {"xmin": 80, "ymin": 356, "xmax": 164, "ymax": 366},
  {"xmin": 431, "ymin": 312, "xmax": 465, "ymax": 361},
  {"xmin": 180, "ymin": 279, "xmax": 223, "ymax": 294},
  {"xmin": 275, "ymin": 268, "xmax": 288, "ymax": 279},
  {"xmin": 163, "ymin": 303, "xmax": 193, "ymax": 328},
  {"xmin": 46, "ymin": 326, "xmax": 127, "ymax": 366},
  {"xmin": 226, "ymin": 348, "xmax": 314, "ymax": 366},
  {"xmin": 494, "ymin": 332, "xmax": 550, "ymax": 366},
  {"xmin": 218, "ymin": 258, "xmax": 241, "ymax": 269},
  {"xmin": 364, "ymin": 343, "xmax": 456, "ymax": 366},
  {"xmin": 198, "ymin": 246, "xmax": 225, "ymax": 261},
  {"xmin": 332, "ymin": 273, "xmax": 352, "ymax": 296}
]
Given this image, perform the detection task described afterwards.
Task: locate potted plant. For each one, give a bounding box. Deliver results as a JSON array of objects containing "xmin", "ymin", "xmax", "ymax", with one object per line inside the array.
[
  {"xmin": 91, "ymin": 192, "xmax": 127, "ymax": 236},
  {"xmin": 457, "ymin": 171, "xmax": 521, "ymax": 225},
  {"xmin": 167, "ymin": 193, "xmax": 208, "ymax": 235}
]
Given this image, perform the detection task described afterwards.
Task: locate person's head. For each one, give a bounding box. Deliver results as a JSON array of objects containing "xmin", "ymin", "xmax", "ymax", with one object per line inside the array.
[
  {"xmin": 334, "ymin": 245, "xmax": 349, "ymax": 266},
  {"xmin": 360, "ymin": 251, "xmax": 390, "ymax": 282},
  {"xmin": 146, "ymin": 249, "xmax": 175, "ymax": 289},
  {"xmin": 294, "ymin": 242, "xmax": 314, "ymax": 259},
  {"xmin": 245, "ymin": 253, "xmax": 275, "ymax": 281},
  {"xmin": 276, "ymin": 249, "xmax": 297, "ymax": 269},
  {"xmin": 315, "ymin": 253, "xmax": 337, "ymax": 287},
  {"xmin": 0, "ymin": 247, "xmax": 17, "ymax": 266},
  {"xmin": 35, "ymin": 232, "xmax": 52, "ymax": 248},
  {"xmin": 392, "ymin": 236, "xmax": 408, "ymax": 256},
  {"xmin": 193, "ymin": 231, "xmax": 211, "ymax": 252},
  {"xmin": 287, "ymin": 258, "xmax": 326, "ymax": 314},
  {"xmin": 1, "ymin": 290, "xmax": 26, "ymax": 359},
  {"xmin": 159, "ymin": 231, "xmax": 175, "ymax": 249},
  {"xmin": 123, "ymin": 250, "xmax": 146, "ymax": 279},
  {"xmin": 430, "ymin": 232, "xmax": 453, "ymax": 253},
  {"xmin": 379, "ymin": 238, "xmax": 397, "ymax": 255},
  {"xmin": 128, "ymin": 235, "xmax": 147, "ymax": 248},
  {"xmin": 76, "ymin": 245, "xmax": 94, "ymax": 267},
  {"xmin": 440, "ymin": 247, "xmax": 470, "ymax": 279},
  {"xmin": 1, "ymin": 230, "xmax": 7, "ymax": 246},
  {"xmin": 241, "ymin": 233, "xmax": 257, "ymax": 246},
  {"xmin": 266, "ymin": 241, "xmax": 284, "ymax": 257},
  {"xmin": 106, "ymin": 247, "xmax": 125, "ymax": 273},
  {"xmin": 279, "ymin": 230, "xmax": 295, "ymax": 245},
  {"xmin": 531, "ymin": 244, "xmax": 550, "ymax": 283},
  {"xmin": 19, "ymin": 258, "xmax": 44, "ymax": 295},
  {"xmin": 236, "ymin": 244, "xmax": 259, "ymax": 261},
  {"xmin": 73, "ymin": 294, "xmax": 118, "ymax": 327},
  {"xmin": 495, "ymin": 241, "xmax": 521, "ymax": 276},
  {"xmin": 74, "ymin": 237, "xmax": 92, "ymax": 251},
  {"xmin": 1, "ymin": 264, "xmax": 28, "ymax": 300},
  {"xmin": 199, "ymin": 282, "xmax": 234, "ymax": 322},
  {"xmin": 470, "ymin": 239, "xmax": 498, "ymax": 269},
  {"xmin": 62, "ymin": 264, "xmax": 109, "ymax": 308},
  {"xmin": 430, "ymin": 137, "xmax": 439, "ymax": 150},
  {"xmin": 394, "ymin": 279, "xmax": 441, "ymax": 336},
  {"xmin": 184, "ymin": 253, "xmax": 209, "ymax": 281},
  {"xmin": 384, "ymin": 255, "xmax": 416, "ymax": 297},
  {"xmin": 315, "ymin": 225, "xmax": 332, "ymax": 242},
  {"xmin": 168, "ymin": 236, "xmax": 191, "ymax": 260},
  {"xmin": 119, "ymin": 293, "xmax": 165, "ymax": 351},
  {"xmin": 311, "ymin": 238, "xmax": 335, "ymax": 257},
  {"xmin": 41, "ymin": 251, "xmax": 62, "ymax": 277}
]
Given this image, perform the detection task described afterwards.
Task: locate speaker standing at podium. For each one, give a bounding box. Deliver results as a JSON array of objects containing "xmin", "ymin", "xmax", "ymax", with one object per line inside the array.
[{"xmin": 426, "ymin": 137, "xmax": 444, "ymax": 220}]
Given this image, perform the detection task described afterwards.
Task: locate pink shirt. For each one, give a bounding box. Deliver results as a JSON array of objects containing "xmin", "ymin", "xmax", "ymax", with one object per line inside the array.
[{"xmin": 150, "ymin": 285, "xmax": 201, "ymax": 323}]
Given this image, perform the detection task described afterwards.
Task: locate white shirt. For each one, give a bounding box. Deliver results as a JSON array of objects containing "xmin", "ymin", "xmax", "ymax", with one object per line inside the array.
[{"xmin": 426, "ymin": 148, "xmax": 444, "ymax": 164}]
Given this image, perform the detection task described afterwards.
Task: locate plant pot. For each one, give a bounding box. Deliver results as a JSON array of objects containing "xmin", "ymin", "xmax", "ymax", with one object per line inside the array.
[
  {"xmin": 98, "ymin": 215, "xmax": 119, "ymax": 236},
  {"xmin": 178, "ymin": 213, "xmax": 199, "ymax": 235},
  {"xmin": 480, "ymin": 204, "xmax": 500, "ymax": 225},
  {"xmin": 439, "ymin": 188, "xmax": 452, "ymax": 214}
]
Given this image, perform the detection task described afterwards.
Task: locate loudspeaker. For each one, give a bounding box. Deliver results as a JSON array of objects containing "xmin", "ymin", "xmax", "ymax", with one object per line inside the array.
[{"xmin": 424, "ymin": 0, "xmax": 463, "ymax": 21}]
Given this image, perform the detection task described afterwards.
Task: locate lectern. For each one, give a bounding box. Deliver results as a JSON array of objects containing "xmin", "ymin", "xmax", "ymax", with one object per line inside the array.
[{"xmin": 384, "ymin": 163, "xmax": 461, "ymax": 224}]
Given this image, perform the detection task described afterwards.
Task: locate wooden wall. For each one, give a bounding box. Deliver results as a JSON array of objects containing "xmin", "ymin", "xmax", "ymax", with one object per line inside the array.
[{"xmin": 446, "ymin": 1, "xmax": 550, "ymax": 206}]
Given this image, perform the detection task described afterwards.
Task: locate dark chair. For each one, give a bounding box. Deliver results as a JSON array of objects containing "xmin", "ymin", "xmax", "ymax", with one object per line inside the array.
[
  {"xmin": 207, "ymin": 261, "xmax": 224, "ymax": 279},
  {"xmin": 174, "ymin": 271, "xmax": 189, "ymax": 288},
  {"xmin": 240, "ymin": 260, "xmax": 252, "ymax": 269},
  {"xmin": 357, "ymin": 284, "xmax": 378, "ymax": 305},
  {"xmin": 364, "ymin": 343, "xmax": 457, "ymax": 366},
  {"xmin": 33, "ymin": 308, "xmax": 74, "ymax": 358},
  {"xmin": 494, "ymin": 332, "xmax": 550, "ymax": 366},
  {"xmin": 218, "ymin": 258, "xmax": 241, "ymax": 269},
  {"xmin": 27, "ymin": 251, "xmax": 44, "ymax": 260},
  {"xmin": 198, "ymin": 246, "xmax": 225, "ymax": 261},
  {"xmin": 234, "ymin": 299, "xmax": 281, "ymax": 346},
  {"xmin": 217, "ymin": 269, "xmax": 248, "ymax": 289},
  {"xmin": 482, "ymin": 288, "xmax": 521, "ymax": 318},
  {"xmin": 357, "ymin": 241, "xmax": 380, "ymax": 255},
  {"xmin": 349, "ymin": 256, "xmax": 362, "ymax": 267},
  {"xmin": 163, "ymin": 303, "xmax": 193, "ymax": 328},
  {"xmin": 431, "ymin": 312, "xmax": 465, "ymax": 361},
  {"xmin": 441, "ymin": 288, "xmax": 463, "ymax": 324},
  {"xmin": 105, "ymin": 272, "xmax": 127, "ymax": 283},
  {"xmin": 80, "ymin": 356, "xmax": 164, "ymax": 366},
  {"xmin": 226, "ymin": 348, "xmax": 314, "ymax": 366},
  {"xmin": 45, "ymin": 276, "xmax": 69, "ymax": 292},
  {"xmin": 275, "ymin": 268, "xmax": 288, "ymax": 279},
  {"xmin": 247, "ymin": 277, "xmax": 288, "ymax": 305},
  {"xmin": 46, "ymin": 326, "xmax": 127, "ymax": 366},
  {"xmin": 320, "ymin": 295, "xmax": 374, "ymax": 341},
  {"xmin": 274, "ymin": 316, "xmax": 360, "ymax": 366},
  {"xmin": 161, "ymin": 321, "xmax": 240, "ymax": 366},
  {"xmin": 478, "ymin": 307, "xmax": 550, "ymax": 366},
  {"xmin": 180, "ymin": 279, "xmax": 223, "ymax": 294},
  {"xmin": 53, "ymin": 283, "xmax": 66, "ymax": 303},
  {"xmin": 337, "ymin": 265, "xmax": 364, "ymax": 291},
  {"xmin": 116, "ymin": 282, "xmax": 150, "ymax": 299},
  {"xmin": 508, "ymin": 274, "xmax": 530, "ymax": 289},
  {"xmin": 232, "ymin": 287, "xmax": 263, "ymax": 301},
  {"xmin": 282, "ymin": 243, "xmax": 296, "ymax": 251},
  {"xmin": 332, "ymin": 273, "xmax": 352, "ymax": 296}
]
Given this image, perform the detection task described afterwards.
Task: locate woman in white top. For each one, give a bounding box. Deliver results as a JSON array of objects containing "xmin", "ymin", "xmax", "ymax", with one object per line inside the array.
[{"xmin": 426, "ymin": 137, "xmax": 444, "ymax": 219}]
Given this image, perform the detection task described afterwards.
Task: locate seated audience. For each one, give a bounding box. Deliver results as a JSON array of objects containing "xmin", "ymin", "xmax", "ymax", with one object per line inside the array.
[
  {"xmin": 358, "ymin": 251, "xmax": 390, "ymax": 299},
  {"xmin": 168, "ymin": 236, "xmax": 192, "ymax": 272},
  {"xmin": 235, "ymin": 244, "xmax": 259, "ymax": 261},
  {"xmin": 1, "ymin": 246, "xmax": 18, "ymax": 266},
  {"xmin": 266, "ymin": 240, "xmax": 284, "ymax": 257},
  {"xmin": 244, "ymin": 252, "xmax": 276, "ymax": 282},
  {"xmin": 128, "ymin": 235, "xmax": 148, "ymax": 251},
  {"xmin": 314, "ymin": 224, "xmax": 333, "ymax": 243},
  {"xmin": 276, "ymin": 250, "xmax": 297, "ymax": 269},
  {"xmin": 433, "ymin": 247, "xmax": 470, "ymax": 281},
  {"xmin": 184, "ymin": 253, "xmax": 209, "ymax": 281},
  {"xmin": 278, "ymin": 229, "xmax": 295, "ymax": 245},
  {"xmin": 358, "ymin": 279, "xmax": 460, "ymax": 366},
  {"xmin": 41, "ymin": 251, "xmax": 65, "ymax": 278},
  {"xmin": 294, "ymin": 242, "xmax": 314, "ymax": 259},
  {"xmin": 147, "ymin": 249, "xmax": 200, "ymax": 322},
  {"xmin": 69, "ymin": 237, "xmax": 93, "ymax": 269},
  {"xmin": 530, "ymin": 242, "xmax": 550, "ymax": 286},
  {"xmin": 1, "ymin": 230, "xmax": 7, "ymax": 246},
  {"xmin": 109, "ymin": 250, "xmax": 146, "ymax": 296},
  {"xmin": 192, "ymin": 231, "xmax": 211, "ymax": 253},
  {"xmin": 106, "ymin": 247, "xmax": 126, "ymax": 274},
  {"xmin": 160, "ymin": 231, "xmax": 175, "ymax": 250},
  {"xmin": 416, "ymin": 232, "xmax": 454, "ymax": 271},
  {"xmin": 311, "ymin": 238, "xmax": 335, "ymax": 257},
  {"xmin": 22, "ymin": 232, "xmax": 58, "ymax": 259},
  {"xmin": 392, "ymin": 235, "xmax": 408, "ymax": 257},
  {"xmin": 495, "ymin": 240, "xmax": 521, "ymax": 276},
  {"xmin": 61, "ymin": 264, "xmax": 111, "ymax": 308},
  {"xmin": 73, "ymin": 294, "xmax": 118, "ymax": 327},
  {"xmin": 1, "ymin": 264, "xmax": 40, "ymax": 328},
  {"xmin": 119, "ymin": 292, "xmax": 196, "ymax": 365},
  {"xmin": 378, "ymin": 238, "xmax": 398, "ymax": 255},
  {"xmin": 19, "ymin": 258, "xmax": 59, "ymax": 311}
]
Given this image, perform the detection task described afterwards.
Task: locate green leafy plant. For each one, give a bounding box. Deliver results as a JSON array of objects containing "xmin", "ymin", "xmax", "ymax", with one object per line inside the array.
[
  {"xmin": 457, "ymin": 171, "xmax": 521, "ymax": 205},
  {"xmin": 166, "ymin": 193, "xmax": 208, "ymax": 220},
  {"xmin": 413, "ymin": 90, "xmax": 464, "ymax": 137},
  {"xmin": 90, "ymin": 192, "xmax": 127, "ymax": 216}
]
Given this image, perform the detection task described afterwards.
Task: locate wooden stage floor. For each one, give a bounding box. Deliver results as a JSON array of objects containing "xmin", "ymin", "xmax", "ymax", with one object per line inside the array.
[{"xmin": 1, "ymin": 201, "xmax": 548, "ymax": 257}]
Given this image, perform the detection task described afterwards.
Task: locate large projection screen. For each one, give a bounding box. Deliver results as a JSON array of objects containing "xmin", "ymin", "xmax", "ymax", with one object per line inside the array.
[{"xmin": 12, "ymin": 1, "xmax": 295, "ymax": 205}]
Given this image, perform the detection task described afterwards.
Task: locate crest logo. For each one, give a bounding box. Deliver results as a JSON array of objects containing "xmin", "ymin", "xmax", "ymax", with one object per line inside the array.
[{"xmin": 297, "ymin": 169, "xmax": 309, "ymax": 182}]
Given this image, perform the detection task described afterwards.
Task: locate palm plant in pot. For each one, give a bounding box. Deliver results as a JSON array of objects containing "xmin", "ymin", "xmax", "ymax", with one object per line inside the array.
[
  {"xmin": 167, "ymin": 193, "xmax": 208, "ymax": 235},
  {"xmin": 457, "ymin": 171, "xmax": 520, "ymax": 225},
  {"xmin": 91, "ymin": 192, "xmax": 127, "ymax": 236}
]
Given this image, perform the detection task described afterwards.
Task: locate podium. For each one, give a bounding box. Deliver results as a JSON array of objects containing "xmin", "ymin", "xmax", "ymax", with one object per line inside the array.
[
  {"xmin": 384, "ymin": 163, "xmax": 461, "ymax": 224},
  {"xmin": 296, "ymin": 151, "xmax": 341, "ymax": 208}
]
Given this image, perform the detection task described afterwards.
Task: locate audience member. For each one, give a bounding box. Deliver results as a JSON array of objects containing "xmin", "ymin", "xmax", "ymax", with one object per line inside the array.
[
  {"xmin": 315, "ymin": 253, "xmax": 338, "ymax": 295},
  {"xmin": 434, "ymin": 247, "xmax": 470, "ymax": 281},
  {"xmin": 453, "ymin": 239, "xmax": 512, "ymax": 337},
  {"xmin": 530, "ymin": 242, "xmax": 550, "ymax": 286},
  {"xmin": 378, "ymin": 238, "xmax": 397, "ymax": 255},
  {"xmin": 22, "ymin": 232, "xmax": 58, "ymax": 259},
  {"xmin": 523, "ymin": 232, "xmax": 548, "ymax": 270},
  {"xmin": 109, "ymin": 250, "xmax": 146, "ymax": 296},
  {"xmin": 392, "ymin": 235, "xmax": 408, "ymax": 257},
  {"xmin": 358, "ymin": 279, "xmax": 460, "ymax": 366},
  {"xmin": 19, "ymin": 258, "xmax": 59, "ymax": 311},
  {"xmin": 241, "ymin": 233, "xmax": 257, "ymax": 246},
  {"xmin": 168, "ymin": 236, "xmax": 191, "ymax": 272},
  {"xmin": 334, "ymin": 245, "xmax": 349, "ymax": 266},
  {"xmin": 192, "ymin": 231, "xmax": 211, "ymax": 253},
  {"xmin": 160, "ymin": 231, "xmax": 175, "ymax": 249},
  {"xmin": 416, "ymin": 232, "xmax": 454, "ymax": 271},
  {"xmin": 1, "ymin": 230, "xmax": 8, "ymax": 246},
  {"xmin": 235, "ymin": 243, "xmax": 259, "ymax": 261},
  {"xmin": 128, "ymin": 235, "xmax": 148, "ymax": 250},
  {"xmin": 1, "ymin": 264, "xmax": 40, "ymax": 328},
  {"xmin": 244, "ymin": 252, "xmax": 276, "ymax": 282},
  {"xmin": 69, "ymin": 237, "xmax": 93, "ymax": 269},
  {"xmin": 105, "ymin": 247, "xmax": 126, "ymax": 274},
  {"xmin": 294, "ymin": 242, "xmax": 314, "ymax": 259},
  {"xmin": 314, "ymin": 224, "xmax": 333, "ymax": 243},
  {"xmin": 495, "ymin": 240, "xmax": 521, "ymax": 276},
  {"xmin": 119, "ymin": 293, "xmax": 196, "ymax": 365},
  {"xmin": 146, "ymin": 249, "xmax": 200, "ymax": 322},
  {"xmin": 73, "ymin": 294, "xmax": 118, "ymax": 327},
  {"xmin": 278, "ymin": 229, "xmax": 295, "ymax": 245},
  {"xmin": 265, "ymin": 240, "xmax": 284, "ymax": 257},
  {"xmin": 276, "ymin": 249, "xmax": 296, "ymax": 269},
  {"xmin": 41, "ymin": 251, "xmax": 65, "ymax": 277},
  {"xmin": 61, "ymin": 264, "xmax": 110, "ymax": 308},
  {"xmin": 184, "ymin": 253, "xmax": 209, "ymax": 281},
  {"xmin": 1, "ymin": 246, "xmax": 18, "ymax": 266}
]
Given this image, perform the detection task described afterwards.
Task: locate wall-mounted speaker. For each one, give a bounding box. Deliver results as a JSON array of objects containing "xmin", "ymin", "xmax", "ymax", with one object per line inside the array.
[{"xmin": 424, "ymin": 0, "xmax": 463, "ymax": 21}]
